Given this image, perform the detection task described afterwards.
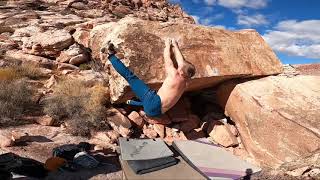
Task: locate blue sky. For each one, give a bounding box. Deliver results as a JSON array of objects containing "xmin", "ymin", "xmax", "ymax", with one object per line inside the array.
[{"xmin": 169, "ymin": 0, "xmax": 320, "ymax": 64}]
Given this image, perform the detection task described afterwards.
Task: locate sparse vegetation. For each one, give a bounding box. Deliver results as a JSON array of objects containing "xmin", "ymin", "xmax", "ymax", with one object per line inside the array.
[
  {"xmin": 44, "ymin": 79, "xmax": 109, "ymax": 136},
  {"xmin": 0, "ymin": 64, "xmax": 46, "ymax": 127},
  {"xmin": 0, "ymin": 80, "xmax": 34, "ymax": 126},
  {"xmin": 0, "ymin": 64, "xmax": 45, "ymax": 81},
  {"xmin": 79, "ymin": 63, "xmax": 91, "ymax": 70}
]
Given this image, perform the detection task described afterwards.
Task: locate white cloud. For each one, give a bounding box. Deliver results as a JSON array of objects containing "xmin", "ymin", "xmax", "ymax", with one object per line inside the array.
[
  {"xmin": 212, "ymin": 25, "xmax": 226, "ymax": 29},
  {"xmin": 191, "ymin": 15, "xmax": 200, "ymax": 24},
  {"xmin": 237, "ymin": 14, "xmax": 269, "ymax": 27},
  {"xmin": 263, "ymin": 20, "xmax": 320, "ymax": 59},
  {"xmin": 204, "ymin": 0, "xmax": 216, "ymax": 6},
  {"xmin": 217, "ymin": 0, "xmax": 268, "ymax": 9},
  {"xmin": 191, "ymin": 13, "xmax": 224, "ymax": 26},
  {"xmin": 201, "ymin": 18, "xmax": 213, "ymax": 25}
]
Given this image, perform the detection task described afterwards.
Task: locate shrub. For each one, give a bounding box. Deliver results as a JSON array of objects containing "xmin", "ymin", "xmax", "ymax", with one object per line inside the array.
[
  {"xmin": 44, "ymin": 79, "xmax": 109, "ymax": 136},
  {"xmin": 16, "ymin": 64, "xmax": 45, "ymax": 80},
  {"xmin": 0, "ymin": 67, "xmax": 20, "ymax": 81},
  {"xmin": 0, "ymin": 64, "xmax": 44, "ymax": 81},
  {"xmin": 79, "ymin": 63, "xmax": 91, "ymax": 70},
  {"xmin": 0, "ymin": 79, "xmax": 34, "ymax": 126}
]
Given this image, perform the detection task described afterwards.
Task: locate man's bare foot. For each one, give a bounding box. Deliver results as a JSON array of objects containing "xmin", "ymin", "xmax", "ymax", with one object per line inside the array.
[{"xmin": 100, "ymin": 41, "xmax": 116, "ymax": 56}]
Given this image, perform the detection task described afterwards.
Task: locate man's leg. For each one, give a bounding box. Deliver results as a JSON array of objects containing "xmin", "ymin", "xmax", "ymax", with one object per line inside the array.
[{"xmin": 108, "ymin": 55, "xmax": 150, "ymax": 101}]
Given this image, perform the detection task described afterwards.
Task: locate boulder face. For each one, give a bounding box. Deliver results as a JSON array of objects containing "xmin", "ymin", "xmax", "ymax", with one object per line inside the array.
[
  {"xmin": 90, "ymin": 17, "xmax": 283, "ymax": 102},
  {"xmin": 217, "ymin": 75, "xmax": 320, "ymax": 168}
]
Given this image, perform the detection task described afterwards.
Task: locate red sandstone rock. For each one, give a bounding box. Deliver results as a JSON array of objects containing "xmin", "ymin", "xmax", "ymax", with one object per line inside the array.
[
  {"xmin": 5, "ymin": 50, "xmax": 57, "ymax": 69},
  {"xmin": 293, "ymin": 63, "xmax": 320, "ymax": 76},
  {"xmin": 57, "ymin": 63, "xmax": 80, "ymax": 71},
  {"xmin": 22, "ymin": 29, "xmax": 74, "ymax": 58},
  {"xmin": 143, "ymin": 125, "xmax": 158, "ymax": 139},
  {"xmin": 90, "ymin": 17, "xmax": 283, "ymax": 102},
  {"xmin": 217, "ymin": 75, "xmax": 320, "ymax": 167},
  {"xmin": 207, "ymin": 121, "xmax": 238, "ymax": 148},
  {"xmin": 92, "ymin": 130, "xmax": 120, "ymax": 144},
  {"xmin": 0, "ymin": 133, "xmax": 14, "ymax": 148},
  {"xmin": 139, "ymin": 110, "xmax": 171, "ymax": 125},
  {"xmin": 153, "ymin": 124, "xmax": 165, "ymax": 138},
  {"xmin": 127, "ymin": 111, "xmax": 145, "ymax": 128},
  {"xmin": 35, "ymin": 115, "xmax": 55, "ymax": 126},
  {"xmin": 106, "ymin": 108, "xmax": 132, "ymax": 128},
  {"xmin": 73, "ymin": 28, "xmax": 91, "ymax": 48}
]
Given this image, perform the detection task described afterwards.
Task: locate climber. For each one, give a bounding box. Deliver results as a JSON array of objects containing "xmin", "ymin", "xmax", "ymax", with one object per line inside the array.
[{"xmin": 100, "ymin": 38, "xmax": 195, "ymax": 117}]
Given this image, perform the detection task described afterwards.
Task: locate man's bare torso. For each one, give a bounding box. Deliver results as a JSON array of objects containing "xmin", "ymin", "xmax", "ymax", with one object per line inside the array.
[{"xmin": 157, "ymin": 72, "xmax": 187, "ymax": 113}]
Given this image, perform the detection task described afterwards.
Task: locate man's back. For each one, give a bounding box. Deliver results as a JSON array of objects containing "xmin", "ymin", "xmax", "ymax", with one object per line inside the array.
[{"xmin": 157, "ymin": 71, "xmax": 187, "ymax": 113}]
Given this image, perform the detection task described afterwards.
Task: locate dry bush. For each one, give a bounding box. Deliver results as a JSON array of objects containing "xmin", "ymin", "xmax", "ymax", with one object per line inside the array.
[
  {"xmin": 0, "ymin": 79, "xmax": 34, "ymax": 126},
  {"xmin": 44, "ymin": 79, "xmax": 109, "ymax": 136},
  {"xmin": 0, "ymin": 64, "xmax": 44, "ymax": 81},
  {"xmin": 0, "ymin": 67, "xmax": 20, "ymax": 81},
  {"xmin": 16, "ymin": 64, "xmax": 45, "ymax": 80}
]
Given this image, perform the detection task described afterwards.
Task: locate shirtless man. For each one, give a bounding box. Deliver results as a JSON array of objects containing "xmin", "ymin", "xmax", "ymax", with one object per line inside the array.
[{"xmin": 101, "ymin": 39, "xmax": 195, "ymax": 117}]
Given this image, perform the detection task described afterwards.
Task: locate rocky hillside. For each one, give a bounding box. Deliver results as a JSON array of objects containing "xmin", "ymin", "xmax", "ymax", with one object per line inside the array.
[{"xmin": 0, "ymin": 0, "xmax": 319, "ymax": 179}]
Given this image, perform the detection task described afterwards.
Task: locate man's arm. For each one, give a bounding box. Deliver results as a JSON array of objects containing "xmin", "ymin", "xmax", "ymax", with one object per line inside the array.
[
  {"xmin": 171, "ymin": 39, "xmax": 185, "ymax": 68},
  {"xmin": 163, "ymin": 39, "xmax": 176, "ymax": 75}
]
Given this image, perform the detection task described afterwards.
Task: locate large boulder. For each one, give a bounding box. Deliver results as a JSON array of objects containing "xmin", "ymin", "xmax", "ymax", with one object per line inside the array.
[
  {"xmin": 90, "ymin": 17, "xmax": 283, "ymax": 102},
  {"xmin": 217, "ymin": 75, "xmax": 320, "ymax": 168},
  {"xmin": 22, "ymin": 29, "xmax": 74, "ymax": 58}
]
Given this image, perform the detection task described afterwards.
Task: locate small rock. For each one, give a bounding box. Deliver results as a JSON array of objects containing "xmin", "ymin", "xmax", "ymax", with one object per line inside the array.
[
  {"xmin": 286, "ymin": 166, "xmax": 310, "ymax": 177},
  {"xmin": 143, "ymin": 125, "xmax": 158, "ymax": 139},
  {"xmin": 11, "ymin": 131, "xmax": 29, "ymax": 142},
  {"xmin": 139, "ymin": 110, "xmax": 171, "ymax": 125},
  {"xmin": 92, "ymin": 132, "xmax": 112, "ymax": 143},
  {"xmin": 107, "ymin": 108, "xmax": 132, "ymax": 128},
  {"xmin": 229, "ymin": 125, "xmax": 239, "ymax": 136},
  {"xmin": 207, "ymin": 121, "xmax": 238, "ymax": 148},
  {"xmin": 179, "ymin": 131, "xmax": 188, "ymax": 140},
  {"xmin": 44, "ymin": 75, "xmax": 58, "ymax": 89},
  {"xmin": 73, "ymin": 28, "xmax": 90, "ymax": 47},
  {"xmin": 0, "ymin": 134, "xmax": 14, "ymax": 147},
  {"xmin": 165, "ymin": 127, "xmax": 173, "ymax": 138},
  {"xmin": 69, "ymin": 54, "xmax": 89, "ymax": 65},
  {"xmin": 153, "ymin": 124, "xmax": 165, "ymax": 138},
  {"xmin": 106, "ymin": 130, "xmax": 120, "ymax": 143},
  {"xmin": 118, "ymin": 125, "xmax": 131, "ymax": 138},
  {"xmin": 58, "ymin": 63, "xmax": 80, "ymax": 71},
  {"xmin": 127, "ymin": 111, "xmax": 144, "ymax": 128},
  {"xmin": 35, "ymin": 115, "xmax": 55, "ymax": 126}
]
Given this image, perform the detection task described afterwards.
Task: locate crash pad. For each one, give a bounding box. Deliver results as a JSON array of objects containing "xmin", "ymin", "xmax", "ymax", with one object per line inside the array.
[
  {"xmin": 119, "ymin": 138, "xmax": 173, "ymax": 161},
  {"xmin": 120, "ymin": 156, "xmax": 206, "ymax": 180},
  {"xmin": 173, "ymin": 139, "xmax": 261, "ymax": 180}
]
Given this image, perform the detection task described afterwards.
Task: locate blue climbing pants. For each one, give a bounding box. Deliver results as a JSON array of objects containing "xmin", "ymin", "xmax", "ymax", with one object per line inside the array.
[{"xmin": 109, "ymin": 55, "xmax": 162, "ymax": 117}]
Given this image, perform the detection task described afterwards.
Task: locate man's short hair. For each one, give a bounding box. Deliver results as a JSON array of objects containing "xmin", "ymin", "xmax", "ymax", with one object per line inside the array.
[{"xmin": 181, "ymin": 62, "xmax": 196, "ymax": 79}]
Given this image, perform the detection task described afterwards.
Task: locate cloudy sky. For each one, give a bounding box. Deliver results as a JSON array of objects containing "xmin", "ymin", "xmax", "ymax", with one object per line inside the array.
[{"xmin": 169, "ymin": 0, "xmax": 320, "ymax": 64}]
